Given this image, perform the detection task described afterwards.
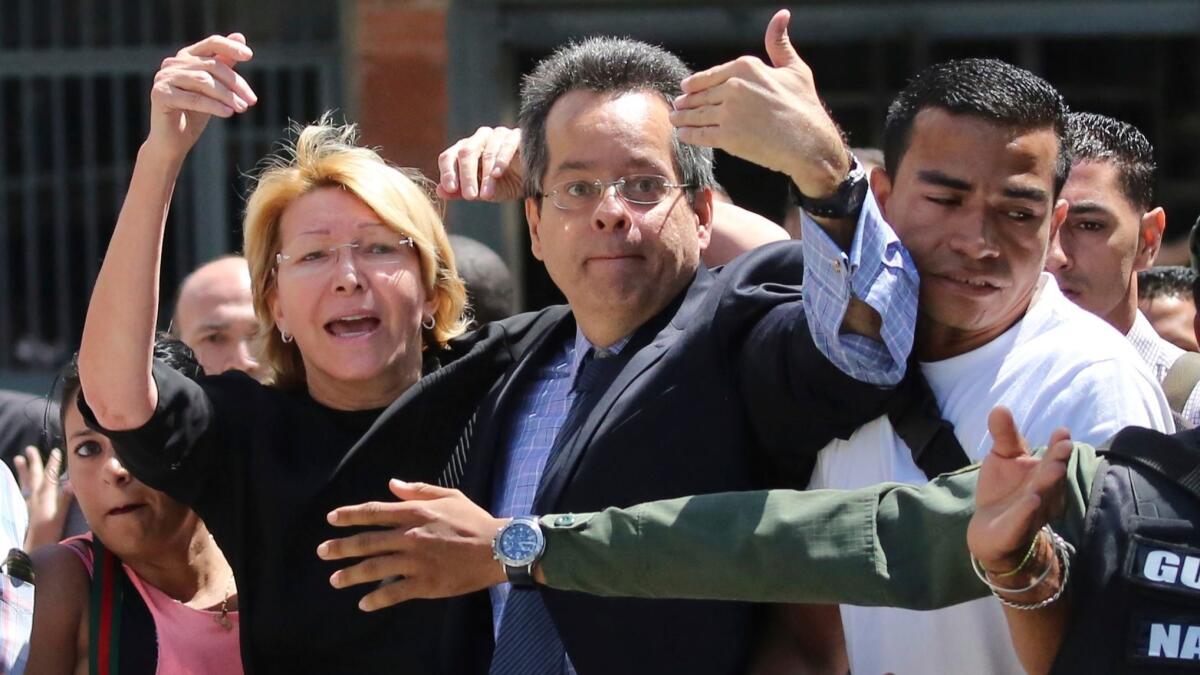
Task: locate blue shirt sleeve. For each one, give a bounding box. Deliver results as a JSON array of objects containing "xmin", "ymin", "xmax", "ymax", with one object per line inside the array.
[{"xmin": 800, "ymin": 189, "xmax": 918, "ymax": 386}]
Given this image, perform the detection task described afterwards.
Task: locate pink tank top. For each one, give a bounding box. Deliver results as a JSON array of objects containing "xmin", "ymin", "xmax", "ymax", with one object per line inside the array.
[{"xmin": 62, "ymin": 534, "xmax": 244, "ymax": 675}]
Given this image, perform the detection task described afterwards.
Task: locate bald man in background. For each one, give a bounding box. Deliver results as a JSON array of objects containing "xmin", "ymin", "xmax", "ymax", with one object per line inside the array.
[{"xmin": 171, "ymin": 255, "xmax": 263, "ymax": 379}]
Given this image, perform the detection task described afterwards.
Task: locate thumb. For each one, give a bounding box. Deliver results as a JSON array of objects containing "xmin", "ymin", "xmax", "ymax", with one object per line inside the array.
[
  {"xmin": 227, "ymin": 32, "xmax": 247, "ymax": 45},
  {"xmin": 388, "ymin": 479, "xmax": 456, "ymax": 501},
  {"xmin": 764, "ymin": 9, "xmax": 800, "ymax": 68},
  {"xmin": 987, "ymin": 406, "xmax": 1029, "ymax": 459}
]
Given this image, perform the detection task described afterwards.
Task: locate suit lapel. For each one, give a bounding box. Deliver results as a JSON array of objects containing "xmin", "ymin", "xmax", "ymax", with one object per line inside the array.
[
  {"xmin": 533, "ymin": 336, "xmax": 671, "ymax": 511},
  {"xmin": 460, "ymin": 313, "xmax": 577, "ymax": 503},
  {"xmin": 533, "ymin": 268, "xmax": 714, "ymax": 512}
]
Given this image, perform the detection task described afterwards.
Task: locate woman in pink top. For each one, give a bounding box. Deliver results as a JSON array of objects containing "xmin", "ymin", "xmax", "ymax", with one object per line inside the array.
[{"xmin": 25, "ymin": 337, "xmax": 241, "ymax": 674}]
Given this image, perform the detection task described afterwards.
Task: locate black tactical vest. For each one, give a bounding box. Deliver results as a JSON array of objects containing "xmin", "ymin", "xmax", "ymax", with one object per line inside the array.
[{"xmin": 1051, "ymin": 425, "xmax": 1200, "ymax": 674}]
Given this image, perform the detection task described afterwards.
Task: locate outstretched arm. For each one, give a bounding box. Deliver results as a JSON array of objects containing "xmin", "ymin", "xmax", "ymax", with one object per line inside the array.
[
  {"xmin": 79, "ymin": 35, "xmax": 256, "ymax": 430},
  {"xmin": 317, "ymin": 407, "xmax": 1095, "ymax": 612},
  {"xmin": 673, "ymin": 11, "xmax": 916, "ymax": 382}
]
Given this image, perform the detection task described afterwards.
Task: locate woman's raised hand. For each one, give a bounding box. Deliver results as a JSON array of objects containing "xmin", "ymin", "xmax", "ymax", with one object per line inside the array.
[{"xmin": 148, "ymin": 33, "xmax": 258, "ymax": 159}]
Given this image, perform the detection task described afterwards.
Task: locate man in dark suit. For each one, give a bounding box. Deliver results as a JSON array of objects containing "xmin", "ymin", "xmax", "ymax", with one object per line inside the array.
[{"xmin": 322, "ymin": 13, "xmax": 917, "ymax": 674}]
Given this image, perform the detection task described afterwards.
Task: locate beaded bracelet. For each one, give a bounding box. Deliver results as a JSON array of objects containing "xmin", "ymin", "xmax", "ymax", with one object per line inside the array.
[{"xmin": 970, "ymin": 525, "xmax": 1075, "ymax": 610}]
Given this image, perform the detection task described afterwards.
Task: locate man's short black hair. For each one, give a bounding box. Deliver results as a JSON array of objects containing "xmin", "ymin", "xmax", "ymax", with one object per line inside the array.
[
  {"xmin": 883, "ymin": 58, "xmax": 1072, "ymax": 195},
  {"xmin": 1138, "ymin": 266, "xmax": 1196, "ymax": 302},
  {"xmin": 1065, "ymin": 112, "xmax": 1156, "ymax": 213}
]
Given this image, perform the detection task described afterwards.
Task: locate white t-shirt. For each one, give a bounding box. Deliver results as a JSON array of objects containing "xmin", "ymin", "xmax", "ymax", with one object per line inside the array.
[{"xmin": 809, "ymin": 274, "xmax": 1173, "ymax": 675}]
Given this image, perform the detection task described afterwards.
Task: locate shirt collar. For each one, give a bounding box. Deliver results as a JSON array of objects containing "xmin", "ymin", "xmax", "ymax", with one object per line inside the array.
[
  {"xmin": 1128, "ymin": 310, "xmax": 1184, "ymax": 371},
  {"xmin": 569, "ymin": 327, "xmax": 632, "ymax": 386}
]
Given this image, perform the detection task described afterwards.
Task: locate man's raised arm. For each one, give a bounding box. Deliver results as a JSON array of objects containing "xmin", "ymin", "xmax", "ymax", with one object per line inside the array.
[{"xmin": 671, "ymin": 9, "xmax": 917, "ymax": 384}]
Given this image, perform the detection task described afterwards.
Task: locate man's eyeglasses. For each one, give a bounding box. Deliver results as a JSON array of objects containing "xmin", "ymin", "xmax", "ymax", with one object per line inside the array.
[
  {"xmin": 539, "ymin": 174, "xmax": 691, "ymax": 211},
  {"xmin": 275, "ymin": 237, "xmax": 415, "ymax": 277}
]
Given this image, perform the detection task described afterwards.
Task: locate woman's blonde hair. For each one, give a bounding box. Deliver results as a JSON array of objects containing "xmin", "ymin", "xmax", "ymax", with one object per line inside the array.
[{"xmin": 243, "ymin": 116, "xmax": 468, "ymax": 389}]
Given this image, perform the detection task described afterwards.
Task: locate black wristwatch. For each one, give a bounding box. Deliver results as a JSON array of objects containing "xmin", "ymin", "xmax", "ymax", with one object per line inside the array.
[
  {"xmin": 793, "ymin": 154, "xmax": 869, "ymax": 220},
  {"xmin": 492, "ymin": 517, "xmax": 546, "ymax": 587}
]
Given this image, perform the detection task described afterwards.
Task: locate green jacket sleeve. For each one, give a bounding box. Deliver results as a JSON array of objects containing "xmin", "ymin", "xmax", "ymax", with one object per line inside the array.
[{"xmin": 538, "ymin": 443, "xmax": 1098, "ymax": 609}]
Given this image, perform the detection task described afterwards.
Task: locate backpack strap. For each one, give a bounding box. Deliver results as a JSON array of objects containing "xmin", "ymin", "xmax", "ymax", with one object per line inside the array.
[
  {"xmin": 88, "ymin": 537, "xmax": 123, "ymax": 675},
  {"xmin": 1162, "ymin": 352, "xmax": 1200, "ymax": 417},
  {"xmin": 1099, "ymin": 426, "xmax": 1200, "ymax": 500},
  {"xmin": 887, "ymin": 366, "xmax": 971, "ymax": 479}
]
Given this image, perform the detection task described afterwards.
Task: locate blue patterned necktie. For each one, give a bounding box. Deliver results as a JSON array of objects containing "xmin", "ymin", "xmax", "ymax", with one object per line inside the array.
[
  {"xmin": 489, "ymin": 349, "xmax": 615, "ymax": 675},
  {"xmin": 573, "ymin": 348, "xmax": 614, "ymax": 392},
  {"xmin": 489, "ymin": 586, "xmax": 569, "ymax": 675}
]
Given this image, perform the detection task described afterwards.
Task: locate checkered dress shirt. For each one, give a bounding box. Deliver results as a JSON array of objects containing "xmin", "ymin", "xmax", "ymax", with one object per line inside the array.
[
  {"xmin": 489, "ymin": 330, "xmax": 631, "ymax": 636},
  {"xmin": 1127, "ymin": 310, "xmax": 1200, "ymax": 428},
  {"xmin": 0, "ymin": 462, "xmax": 31, "ymax": 673},
  {"xmin": 800, "ymin": 189, "xmax": 919, "ymax": 385}
]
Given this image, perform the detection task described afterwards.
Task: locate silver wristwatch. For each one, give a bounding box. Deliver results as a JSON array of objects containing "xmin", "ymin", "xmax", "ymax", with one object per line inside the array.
[{"xmin": 492, "ymin": 516, "xmax": 546, "ymax": 587}]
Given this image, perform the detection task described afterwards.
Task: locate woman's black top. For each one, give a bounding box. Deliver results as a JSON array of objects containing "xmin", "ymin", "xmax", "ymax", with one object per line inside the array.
[{"xmin": 78, "ymin": 320, "xmax": 541, "ymax": 674}]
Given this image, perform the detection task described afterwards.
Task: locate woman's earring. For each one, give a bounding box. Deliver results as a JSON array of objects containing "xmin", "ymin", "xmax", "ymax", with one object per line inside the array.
[
  {"xmin": 280, "ymin": 328, "xmax": 294, "ymax": 344},
  {"xmin": 422, "ymin": 316, "xmax": 435, "ymax": 330}
]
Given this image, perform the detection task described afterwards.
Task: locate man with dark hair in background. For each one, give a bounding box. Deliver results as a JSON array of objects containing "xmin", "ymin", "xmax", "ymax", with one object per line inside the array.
[
  {"xmin": 1045, "ymin": 113, "xmax": 1200, "ymax": 425},
  {"xmin": 1138, "ymin": 265, "xmax": 1199, "ymax": 352}
]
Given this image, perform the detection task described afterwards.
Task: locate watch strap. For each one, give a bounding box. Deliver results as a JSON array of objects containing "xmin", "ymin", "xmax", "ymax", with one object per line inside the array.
[
  {"xmin": 504, "ymin": 563, "xmax": 536, "ymax": 587},
  {"xmin": 793, "ymin": 154, "xmax": 868, "ymax": 220}
]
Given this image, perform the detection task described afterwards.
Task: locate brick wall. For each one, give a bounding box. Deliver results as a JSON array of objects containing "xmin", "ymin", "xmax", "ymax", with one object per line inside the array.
[{"xmin": 351, "ymin": 0, "xmax": 450, "ymax": 180}]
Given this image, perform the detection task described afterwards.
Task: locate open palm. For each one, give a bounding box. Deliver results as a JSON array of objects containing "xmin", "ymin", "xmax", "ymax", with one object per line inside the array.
[{"xmin": 967, "ymin": 407, "xmax": 1073, "ymax": 571}]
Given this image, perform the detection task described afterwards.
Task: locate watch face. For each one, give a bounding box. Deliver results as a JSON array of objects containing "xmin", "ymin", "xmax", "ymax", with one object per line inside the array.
[{"xmin": 498, "ymin": 521, "xmax": 543, "ymax": 565}]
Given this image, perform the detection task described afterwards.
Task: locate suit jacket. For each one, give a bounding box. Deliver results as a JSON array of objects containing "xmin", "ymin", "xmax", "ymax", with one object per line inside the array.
[{"xmin": 443, "ymin": 241, "xmax": 899, "ymax": 675}]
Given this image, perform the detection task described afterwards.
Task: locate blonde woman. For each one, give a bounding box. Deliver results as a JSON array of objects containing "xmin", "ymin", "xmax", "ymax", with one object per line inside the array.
[{"xmin": 76, "ymin": 35, "xmax": 537, "ymax": 672}]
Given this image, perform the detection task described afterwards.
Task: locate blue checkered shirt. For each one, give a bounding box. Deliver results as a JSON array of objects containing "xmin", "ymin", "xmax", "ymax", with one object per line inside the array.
[
  {"xmin": 1, "ymin": 461, "xmax": 31, "ymax": 673},
  {"xmin": 0, "ymin": 463, "xmax": 24, "ymax": 561},
  {"xmin": 490, "ymin": 330, "xmax": 631, "ymax": 638},
  {"xmin": 800, "ymin": 189, "xmax": 918, "ymax": 385}
]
